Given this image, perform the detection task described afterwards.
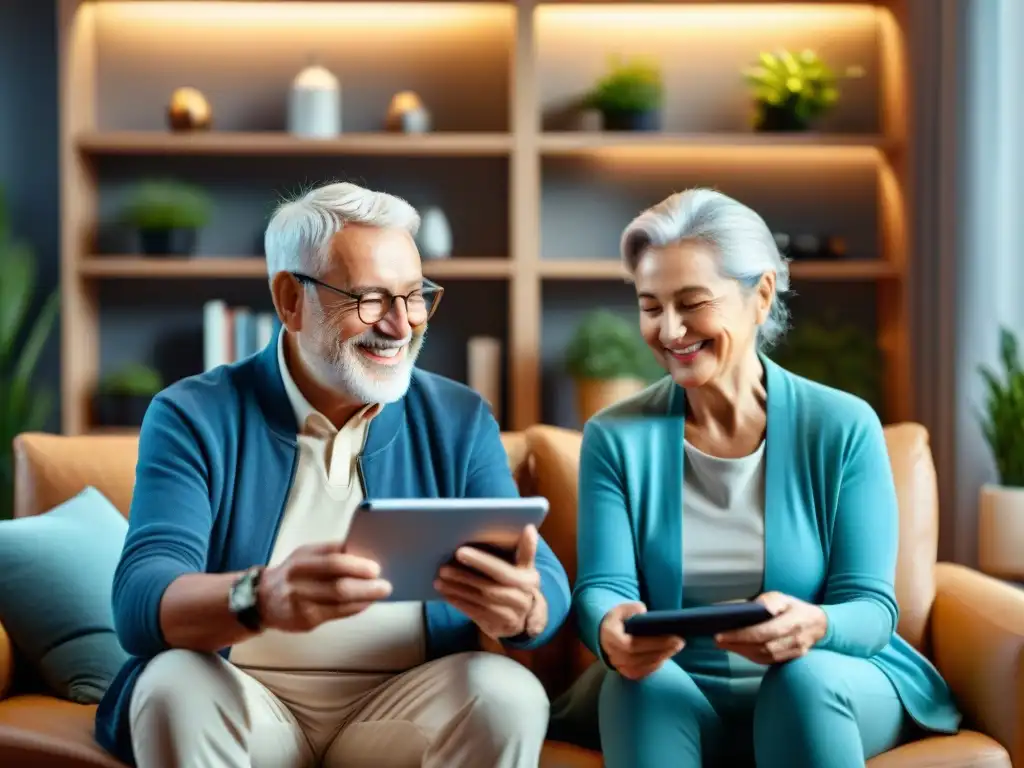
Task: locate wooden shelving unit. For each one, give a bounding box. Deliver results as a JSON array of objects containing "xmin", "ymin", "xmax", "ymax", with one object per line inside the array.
[{"xmin": 58, "ymin": 0, "xmax": 913, "ymax": 434}]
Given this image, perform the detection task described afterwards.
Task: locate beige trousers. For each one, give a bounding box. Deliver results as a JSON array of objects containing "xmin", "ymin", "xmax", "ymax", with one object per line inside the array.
[{"xmin": 129, "ymin": 650, "xmax": 550, "ymax": 768}]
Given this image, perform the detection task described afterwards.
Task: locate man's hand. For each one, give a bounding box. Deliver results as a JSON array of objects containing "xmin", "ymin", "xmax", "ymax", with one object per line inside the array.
[
  {"xmin": 714, "ymin": 591, "xmax": 828, "ymax": 664},
  {"xmin": 599, "ymin": 602, "xmax": 684, "ymax": 681},
  {"xmin": 258, "ymin": 542, "xmax": 393, "ymax": 633},
  {"xmin": 434, "ymin": 525, "xmax": 546, "ymax": 640}
]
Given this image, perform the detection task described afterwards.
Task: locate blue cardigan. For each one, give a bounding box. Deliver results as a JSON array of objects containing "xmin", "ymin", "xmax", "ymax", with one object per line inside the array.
[
  {"xmin": 94, "ymin": 332, "xmax": 571, "ymax": 765},
  {"xmin": 573, "ymin": 356, "xmax": 961, "ymax": 734}
]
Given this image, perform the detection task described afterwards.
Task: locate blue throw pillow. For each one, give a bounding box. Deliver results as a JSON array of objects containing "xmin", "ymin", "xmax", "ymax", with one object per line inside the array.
[{"xmin": 0, "ymin": 486, "xmax": 129, "ymax": 703}]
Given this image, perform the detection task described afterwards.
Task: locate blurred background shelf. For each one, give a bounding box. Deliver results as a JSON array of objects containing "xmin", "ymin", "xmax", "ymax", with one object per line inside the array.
[
  {"xmin": 58, "ymin": 0, "xmax": 913, "ymax": 434},
  {"xmin": 78, "ymin": 256, "xmax": 513, "ymax": 279},
  {"xmin": 538, "ymin": 132, "xmax": 898, "ymax": 155},
  {"xmin": 538, "ymin": 259, "xmax": 902, "ymax": 281},
  {"xmin": 78, "ymin": 131, "xmax": 514, "ymax": 157}
]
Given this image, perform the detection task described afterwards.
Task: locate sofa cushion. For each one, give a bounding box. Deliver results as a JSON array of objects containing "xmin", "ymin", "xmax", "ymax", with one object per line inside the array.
[{"xmin": 0, "ymin": 487, "xmax": 129, "ymax": 704}]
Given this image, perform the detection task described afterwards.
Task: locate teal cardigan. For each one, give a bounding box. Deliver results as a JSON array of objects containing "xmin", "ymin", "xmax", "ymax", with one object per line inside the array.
[
  {"xmin": 94, "ymin": 331, "xmax": 571, "ymax": 765},
  {"xmin": 573, "ymin": 356, "xmax": 961, "ymax": 734}
]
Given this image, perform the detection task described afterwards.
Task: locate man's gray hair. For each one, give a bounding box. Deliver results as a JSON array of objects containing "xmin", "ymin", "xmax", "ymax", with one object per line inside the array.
[
  {"xmin": 620, "ymin": 188, "xmax": 791, "ymax": 350},
  {"xmin": 264, "ymin": 182, "xmax": 421, "ymax": 278}
]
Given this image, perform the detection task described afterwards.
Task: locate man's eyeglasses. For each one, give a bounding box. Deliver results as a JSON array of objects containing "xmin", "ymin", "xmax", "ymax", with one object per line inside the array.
[{"xmin": 290, "ymin": 272, "xmax": 444, "ymax": 326}]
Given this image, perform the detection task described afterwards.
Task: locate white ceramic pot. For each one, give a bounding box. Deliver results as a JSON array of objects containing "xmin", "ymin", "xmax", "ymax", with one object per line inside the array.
[
  {"xmin": 288, "ymin": 64, "xmax": 341, "ymax": 138},
  {"xmin": 417, "ymin": 207, "xmax": 452, "ymax": 260},
  {"xmin": 978, "ymin": 483, "xmax": 1024, "ymax": 578}
]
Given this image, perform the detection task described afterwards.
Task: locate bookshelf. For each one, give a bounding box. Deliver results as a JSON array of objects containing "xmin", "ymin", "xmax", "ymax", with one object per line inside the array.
[{"xmin": 58, "ymin": 0, "xmax": 912, "ymax": 435}]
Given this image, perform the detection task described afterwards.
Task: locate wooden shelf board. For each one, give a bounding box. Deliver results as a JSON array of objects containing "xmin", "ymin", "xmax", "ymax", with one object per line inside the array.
[
  {"xmin": 539, "ymin": 132, "xmax": 895, "ymax": 154},
  {"xmin": 79, "ymin": 256, "xmax": 512, "ymax": 279},
  {"xmin": 539, "ymin": 259, "xmax": 902, "ymax": 281},
  {"xmin": 77, "ymin": 131, "xmax": 513, "ymax": 157}
]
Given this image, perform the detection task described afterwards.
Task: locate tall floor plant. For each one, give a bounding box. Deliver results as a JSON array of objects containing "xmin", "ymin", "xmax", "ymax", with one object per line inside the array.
[{"xmin": 0, "ymin": 186, "xmax": 59, "ymax": 519}]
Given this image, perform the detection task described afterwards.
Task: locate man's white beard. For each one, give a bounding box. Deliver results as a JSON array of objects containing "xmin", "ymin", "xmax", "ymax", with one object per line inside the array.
[{"xmin": 300, "ymin": 320, "xmax": 425, "ymax": 405}]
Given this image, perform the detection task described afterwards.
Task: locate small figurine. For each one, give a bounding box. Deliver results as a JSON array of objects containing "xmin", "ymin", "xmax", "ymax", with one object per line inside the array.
[{"xmin": 166, "ymin": 87, "xmax": 212, "ymax": 132}]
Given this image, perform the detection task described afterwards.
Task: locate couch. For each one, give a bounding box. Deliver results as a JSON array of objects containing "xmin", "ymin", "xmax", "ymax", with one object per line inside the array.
[{"xmin": 1, "ymin": 424, "xmax": 1023, "ymax": 767}]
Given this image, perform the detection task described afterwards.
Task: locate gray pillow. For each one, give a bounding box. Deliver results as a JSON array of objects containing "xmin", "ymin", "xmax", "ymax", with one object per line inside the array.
[{"xmin": 0, "ymin": 486, "xmax": 129, "ymax": 703}]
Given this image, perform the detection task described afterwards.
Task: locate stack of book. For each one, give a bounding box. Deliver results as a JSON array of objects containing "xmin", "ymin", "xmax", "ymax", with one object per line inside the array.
[{"xmin": 202, "ymin": 300, "xmax": 282, "ymax": 372}]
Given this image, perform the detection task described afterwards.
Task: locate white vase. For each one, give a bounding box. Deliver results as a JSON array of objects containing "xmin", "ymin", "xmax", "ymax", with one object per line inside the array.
[
  {"xmin": 288, "ymin": 63, "xmax": 341, "ymax": 138},
  {"xmin": 978, "ymin": 483, "xmax": 1024, "ymax": 578},
  {"xmin": 417, "ymin": 207, "xmax": 452, "ymax": 260}
]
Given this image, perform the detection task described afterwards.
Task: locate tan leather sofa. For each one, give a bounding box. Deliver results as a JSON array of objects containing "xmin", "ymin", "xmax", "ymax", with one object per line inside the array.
[{"xmin": 2, "ymin": 424, "xmax": 1023, "ymax": 767}]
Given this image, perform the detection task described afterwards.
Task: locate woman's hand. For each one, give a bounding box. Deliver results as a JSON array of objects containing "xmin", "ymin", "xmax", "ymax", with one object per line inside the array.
[
  {"xmin": 599, "ymin": 602, "xmax": 685, "ymax": 681},
  {"xmin": 714, "ymin": 592, "xmax": 828, "ymax": 664}
]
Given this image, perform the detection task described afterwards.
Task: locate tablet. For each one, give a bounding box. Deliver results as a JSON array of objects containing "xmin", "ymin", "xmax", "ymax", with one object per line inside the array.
[
  {"xmin": 622, "ymin": 603, "xmax": 772, "ymax": 638},
  {"xmin": 343, "ymin": 497, "xmax": 550, "ymax": 602}
]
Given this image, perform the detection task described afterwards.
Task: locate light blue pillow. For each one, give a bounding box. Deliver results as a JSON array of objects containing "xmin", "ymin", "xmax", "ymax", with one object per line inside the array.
[{"xmin": 0, "ymin": 486, "xmax": 129, "ymax": 703}]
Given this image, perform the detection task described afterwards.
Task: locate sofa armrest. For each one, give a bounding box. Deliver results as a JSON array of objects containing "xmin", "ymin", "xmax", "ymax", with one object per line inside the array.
[
  {"xmin": 0, "ymin": 618, "xmax": 13, "ymax": 700},
  {"xmin": 932, "ymin": 563, "xmax": 1024, "ymax": 764}
]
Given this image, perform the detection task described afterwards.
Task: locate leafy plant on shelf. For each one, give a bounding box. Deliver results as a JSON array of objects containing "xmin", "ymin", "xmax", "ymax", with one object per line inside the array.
[
  {"xmin": 566, "ymin": 310, "xmax": 663, "ymax": 383},
  {"xmin": 769, "ymin": 314, "xmax": 881, "ymax": 409},
  {"xmin": 98, "ymin": 364, "xmax": 164, "ymax": 398},
  {"xmin": 742, "ymin": 49, "xmax": 859, "ymax": 132},
  {"xmin": 122, "ymin": 180, "xmax": 212, "ymax": 231},
  {"xmin": 121, "ymin": 179, "xmax": 213, "ymax": 257},
  {"xmin": 583, "ymin": 55, "xmax": 664, "ymax": 131},
  {"xmin": 977, "ymin": 326, "xmax": 1024, "ymax": 487},
  {"xmin": 0, "ymin": 186, "xmax": 60, "ymax": 520}
]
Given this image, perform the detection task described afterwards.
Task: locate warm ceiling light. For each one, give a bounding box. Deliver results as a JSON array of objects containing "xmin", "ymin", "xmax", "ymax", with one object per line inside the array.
[{"xmin": 96, "ymin": 2, "xmax": 509, "ymax": 31}]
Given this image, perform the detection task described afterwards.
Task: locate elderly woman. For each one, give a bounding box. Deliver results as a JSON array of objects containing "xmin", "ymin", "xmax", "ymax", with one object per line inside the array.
[{"xmin": 570, "ymin": 189, "xmax": 961, "ymax": 767}]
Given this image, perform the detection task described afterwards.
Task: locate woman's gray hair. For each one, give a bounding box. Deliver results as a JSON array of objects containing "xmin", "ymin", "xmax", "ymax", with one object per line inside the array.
[
  {"xmin": 264, "ymin": 181, "xmax": 421, "ymax": 278},
  {"xmin": 620, "ymin": 188, "xmax": 791, "ymax": 350}
]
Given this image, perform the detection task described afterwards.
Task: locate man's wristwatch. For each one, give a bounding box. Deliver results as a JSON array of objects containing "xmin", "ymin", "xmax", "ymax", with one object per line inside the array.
[{"xmin": 228, "ymin": 566, "xmax": 264, "ymax": 632}]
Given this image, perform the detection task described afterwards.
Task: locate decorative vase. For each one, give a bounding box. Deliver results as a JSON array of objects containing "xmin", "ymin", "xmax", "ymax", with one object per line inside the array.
[
  {"xmin": 601, "ymin": 109, "xmax": 661, "ymax": 132},
  {"xmin": 385, "ymin": 91, "xmax": 432, "ymax": 133},
  {"xmin": 139, "ymin": 228, "xmax": 197, "ymax": 256},
  {"xmin": 416, "ymin": 207, "xmax": 452, "ymax": 260},
  {"xmin": 978, "ymin": 483, "xmax": 1024, "ymax": 578},
  {"xmin": 755, "ymin": 103, "xmax": 810, "ymax": 132},
  {"xmin": 288, "ymin": 62, "xmax": 341, "ymax": 138},
  {"xmin": 575, "ymin": 377, "xmax": 646, "ymax": 424},
  {"xmin": 167, "ymin": 87, "xmax": 212, "ymax": 132}
]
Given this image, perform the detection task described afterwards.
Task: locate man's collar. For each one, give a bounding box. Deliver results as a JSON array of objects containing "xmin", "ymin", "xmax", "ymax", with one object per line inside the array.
[{"xmin": 253, "ymin": 326, "xmax": 406, "ymax": 451}]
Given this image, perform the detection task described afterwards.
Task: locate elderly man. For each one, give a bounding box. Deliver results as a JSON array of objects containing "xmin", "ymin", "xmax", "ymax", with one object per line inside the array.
[{"xmin": 94, "ymin": 182, "xmax": 570, "ymax": 768}]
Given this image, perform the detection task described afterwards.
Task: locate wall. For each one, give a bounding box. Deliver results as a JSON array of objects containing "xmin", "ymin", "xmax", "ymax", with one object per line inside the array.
[{"xmin": 0, "ymin": 0, "xmax": 61, "ymax": 432}]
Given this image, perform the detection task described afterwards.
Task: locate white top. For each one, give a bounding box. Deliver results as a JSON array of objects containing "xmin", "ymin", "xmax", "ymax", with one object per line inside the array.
[
  {"xmin": 229, "ymin": 333, "xmax": 426, "ymax": 673},
  {"xmin": 681, "ymin": 439, "xmax": 766, "ymax": 607}
]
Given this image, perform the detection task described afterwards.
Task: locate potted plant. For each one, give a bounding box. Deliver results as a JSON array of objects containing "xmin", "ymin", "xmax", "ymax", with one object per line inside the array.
[
  {"xmin": 583, "ymin": 55, "xmax": 664, "ymax": 132},
  {"xmin": 0, "ymin": 187, "xmax": 59, "ymax": 520},
  {"xmin": 977, "ymin": 326, "xmax": 1024, "ymax": 577},
  {"xmin": 769, "ymin": 315, "xmax": 881, "ymax": 409},
  {"xmin": 742, "ymin": 49, "xmax": 855, "ymax": 132},
  {"xmin": 566, "ymin": 310, "xmax": 663, "ymax": 423},
  {"xmin": 92, "ymin": 363, "xmax": 164, "ymax": 428},
  {"xmin": 121, "ymin": 180, "xmax": 212, "ymax": 256}
]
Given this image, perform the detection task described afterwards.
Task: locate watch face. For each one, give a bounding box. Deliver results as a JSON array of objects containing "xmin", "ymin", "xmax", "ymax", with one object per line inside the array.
[{"xmin": 229, "ymin": 570, "xmax": 257, "ymax": 613}]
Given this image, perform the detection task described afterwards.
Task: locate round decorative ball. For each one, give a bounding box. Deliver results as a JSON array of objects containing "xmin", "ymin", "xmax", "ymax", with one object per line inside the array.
[
  {"xmin": 385, "ymin": 91, "xmax": 431, "ymax": 133},
  {"xmin": 167, "ymin": 87, "xmax": 212, "ymax": 132}
]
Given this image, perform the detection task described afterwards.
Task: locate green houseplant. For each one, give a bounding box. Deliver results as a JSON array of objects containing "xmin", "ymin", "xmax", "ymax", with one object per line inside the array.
[
  {"xmin": 769, "ymin": 315, "xmax": 881, "ymax": 409},
  {"xmin": 121, "ymin": 179, "xmax": 212, "ymax": 257},
  {"xmin": 742, "ymin": 49, "xmax": 852, "ymax": 132},
  {"xmin": 93, "ymin": 363, "xmax": 164, "ymax": 428},
  {"xmin": 566, "ymin": 310, "xmax": 662, "ymax": 422},
  {"xmin": 583, "ymin": 55, "xmax": 664, "ymax": 132},
  {"xmin": 0, "ymin": 187, "xmax": 60, "ymax": 520},
  {"xmin": 976, "ymin": 327, "xmax": 1024, "ymax": 576}
]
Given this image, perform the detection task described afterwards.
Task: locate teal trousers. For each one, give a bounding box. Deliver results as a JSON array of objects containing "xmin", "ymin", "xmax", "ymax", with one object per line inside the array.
[{"xmin": 599, "ymin": 649, "xmax": 912, "ymax": 768}]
